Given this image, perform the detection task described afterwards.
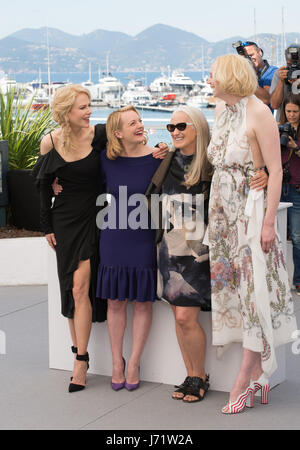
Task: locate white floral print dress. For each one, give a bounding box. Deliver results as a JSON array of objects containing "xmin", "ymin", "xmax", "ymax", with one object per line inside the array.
[{"xmin": 206, "ymin": 96, "xmax": 297, "ymax": 377}]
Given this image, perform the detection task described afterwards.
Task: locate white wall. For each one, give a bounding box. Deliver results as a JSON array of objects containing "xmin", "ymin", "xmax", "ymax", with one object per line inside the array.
[
  {"xmin": 48, "ymin": 204, "xmax": 292, "ymax": 392},
  {"xmin": 0, "ymin": 237, "xmax": 48, "ymax": 286}
]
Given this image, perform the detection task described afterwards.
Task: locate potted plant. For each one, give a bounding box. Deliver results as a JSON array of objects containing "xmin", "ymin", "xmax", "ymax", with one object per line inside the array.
[{"xmin": 0, "ymin": 88, "xmax": 56, "ymax": 231}]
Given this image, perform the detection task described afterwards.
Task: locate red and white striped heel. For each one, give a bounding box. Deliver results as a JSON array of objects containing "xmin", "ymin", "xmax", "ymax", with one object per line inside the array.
[
  {"xmin": 253, "ymin": 374, "xmax": 270, "ymax": 405},
  {"xmin": 246, "ymin": 373, "xmax": 270, "ymax": 407},
  {"xmin": 222, "ymin": 387, "xmax": 254, "ymax": 414}
]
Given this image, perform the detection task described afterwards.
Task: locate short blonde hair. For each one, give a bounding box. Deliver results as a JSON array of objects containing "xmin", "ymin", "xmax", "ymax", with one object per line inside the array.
[
  {"xmin": 51, "ymin": 84, "xmax": 91, "ymax": 152},
  {"xmin": 171, "ymin": 106, "xmax": 212, "ymax": 188},
  {"xmin": 213, "ymin": 54, "xmax": 258, "ymax": 97},
  {"xmin": 106, "ymin": 105, "xmax": 147, "ymax": 160}
]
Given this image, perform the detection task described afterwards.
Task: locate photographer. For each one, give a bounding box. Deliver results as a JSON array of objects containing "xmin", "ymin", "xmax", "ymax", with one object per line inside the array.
[
  {"xmin": 233, "ymin": 41, "xmax": 277, "ymax": 109},
  {"xmin": 279, "ymin": 93, "xmax": 300, "ymax": 295},
  {"xmin": 270, "ymin": 44, "xmax": 300, "ymax": 121}
]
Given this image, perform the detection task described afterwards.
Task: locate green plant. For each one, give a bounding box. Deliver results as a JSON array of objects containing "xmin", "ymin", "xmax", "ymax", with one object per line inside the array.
[{"xmin": 0, "ymin": 89, "xmax": 57, "ymax": 169}]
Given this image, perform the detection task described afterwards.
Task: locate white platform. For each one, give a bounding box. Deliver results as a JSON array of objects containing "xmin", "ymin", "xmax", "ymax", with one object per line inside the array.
[
  {"xmin": 48, "ymin": 203, "xmax": 292, "ymax": 392},
  {"xmin": 0, "ymin": 237, "xmax": 48, "ymax": 286}
]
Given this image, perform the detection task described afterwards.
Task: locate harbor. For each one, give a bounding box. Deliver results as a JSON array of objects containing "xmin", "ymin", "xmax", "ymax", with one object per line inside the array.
[{"xmin": 0, "ymin": 68, "xmax": 216, "ymax": 114}]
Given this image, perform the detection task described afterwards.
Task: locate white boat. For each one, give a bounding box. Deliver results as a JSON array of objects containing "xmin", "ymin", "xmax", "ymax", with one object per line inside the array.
[
  {"xmin": 89, "ymin": 74, "xmax": 125, "ymax": 104},
  {"xmin": 81, "ymin": 63, "xmax": 94, "ymax": 90},
  {"xmin": 0, "ymin": 72, "xmax": 17, "ymax": 94},
  {"xmin": 122, "ymin": 89, "xmax": 153, "ymax": 106},
  {"xmin": 90, "ymin": 53, "xmax": 125, "ymax": 103},
  {"xmin": 168, "ymin": 71, "xmax": 195, "ymax": 93},
  {"xmin": 149, "ymin": 73, "xmax": 171, "ymax": 93},
  {"xmin": 187, "ymin": 95, "xmax": 209, "ymax": 109},
  {"xmin": 127, "ymin": 78, "xmax": 146, "ymax": 91}
]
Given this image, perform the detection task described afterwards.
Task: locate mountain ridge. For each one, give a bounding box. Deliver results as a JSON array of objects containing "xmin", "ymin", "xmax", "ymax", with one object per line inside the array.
[{"xmin": 1, "ymin": 24, "xmax": 299, "ymax": 73}]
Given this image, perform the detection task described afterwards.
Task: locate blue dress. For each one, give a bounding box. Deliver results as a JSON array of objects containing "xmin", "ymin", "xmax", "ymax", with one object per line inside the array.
[{"xmin": 96, "ymin": 151, "xmax": 161, "ymax": 302}]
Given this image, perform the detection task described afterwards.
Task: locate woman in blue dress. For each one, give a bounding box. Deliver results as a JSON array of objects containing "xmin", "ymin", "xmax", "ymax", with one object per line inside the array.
[{"xmin": 96, "ymin": 106, "xmax": 162, "ymax": 391}]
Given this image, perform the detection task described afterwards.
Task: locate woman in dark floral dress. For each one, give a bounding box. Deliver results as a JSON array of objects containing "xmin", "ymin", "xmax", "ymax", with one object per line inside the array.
[{"xmin": 147, "ymin": 106, "xmax": 212, "ymax": 402}]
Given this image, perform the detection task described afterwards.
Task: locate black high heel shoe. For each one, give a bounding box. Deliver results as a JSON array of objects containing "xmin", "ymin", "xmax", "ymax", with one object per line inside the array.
[
  {"xmin": 68, "ymin": 352, "xmax": 89, "ymax": 393},
  {"xmin": 70, "ymin": 346, "xmax": 78, "ymax": 381}
]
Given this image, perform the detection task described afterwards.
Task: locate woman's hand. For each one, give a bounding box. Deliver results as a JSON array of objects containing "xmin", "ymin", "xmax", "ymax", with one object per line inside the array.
[
  {"xmin": 152, "ymin": 143, "xmax": 169, "ymax": 159},
  {"xmin": 288, "ymin": 136, "xmax": 298, "ymax": 150},
  {"xmin": 52, "ymin": 177, "xmax": 63, "ymax": 195},
  {"xmin": 261, "ymin": 222, "xmax": 275, "ymax": 253},
  {"xmin": 250, "ymin": 169, "xmax": 268, "ymax": 191},
  {"xmin": 45, "ymin": 233, "xmax": 57, "ymax": 251}
]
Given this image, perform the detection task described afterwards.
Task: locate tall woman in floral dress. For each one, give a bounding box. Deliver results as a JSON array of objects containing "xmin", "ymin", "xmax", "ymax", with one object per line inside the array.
[{"xmin": 207, "ymin": 55, "xmax": 297, "ymax": 414}]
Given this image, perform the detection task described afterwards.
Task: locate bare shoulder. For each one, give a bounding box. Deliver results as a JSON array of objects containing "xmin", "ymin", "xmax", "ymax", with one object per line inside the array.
[
  {"xmin": 40, "ymin": 129, "xmax": 60, "ymax": 155},
  {"xmin": 247, "ymin": 96, "xmax": 271, "ymax": 119}
]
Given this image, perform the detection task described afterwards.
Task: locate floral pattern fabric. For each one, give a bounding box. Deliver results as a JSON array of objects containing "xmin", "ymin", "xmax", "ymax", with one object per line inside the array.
[{"xmin": 207, "ymin": 96, "xmax": 297, "ymax": 376}]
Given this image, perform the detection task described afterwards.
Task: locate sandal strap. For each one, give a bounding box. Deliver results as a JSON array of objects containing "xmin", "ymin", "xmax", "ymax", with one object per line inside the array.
[
  {"xmin": 71, "ymin": 346, "xmax": 78, "ymax": 354},
  {"xmin": 185, "ymin": 376, "xmax": 210, "ymax": 397},
  {"xmin": 174, "ymin": 376, "xmax": 192, "ymax": 389},
  {"xmin": 76, "ymin": 352, "xmax": 89, "ymax": 362}
]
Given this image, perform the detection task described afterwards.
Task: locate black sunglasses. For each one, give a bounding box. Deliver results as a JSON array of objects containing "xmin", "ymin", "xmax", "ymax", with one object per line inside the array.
[{"xmin": 166, "ymin": 122, "xmax": 193, "ymax": 132}]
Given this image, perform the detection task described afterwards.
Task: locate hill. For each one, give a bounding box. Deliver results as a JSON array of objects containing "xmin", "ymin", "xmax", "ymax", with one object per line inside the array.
[{"xmin": 0, "ymin": 24, "xmax": 299, "ymax": 73}]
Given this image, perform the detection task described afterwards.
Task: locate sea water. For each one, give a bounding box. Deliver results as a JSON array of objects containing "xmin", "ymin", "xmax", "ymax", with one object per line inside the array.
[{"xmin": 89, "ymin": 106, "xmax": 215, "ymax": 148}]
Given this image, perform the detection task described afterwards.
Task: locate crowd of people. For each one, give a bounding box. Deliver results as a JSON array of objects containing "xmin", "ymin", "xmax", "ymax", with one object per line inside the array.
[{"xmin": 33, "ymin": 44, "xmax": 300, "ymax": 415}]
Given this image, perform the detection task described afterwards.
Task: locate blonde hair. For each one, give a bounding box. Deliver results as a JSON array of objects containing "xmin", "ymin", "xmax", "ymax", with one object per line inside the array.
[
  {"xmin": 172, "ymin": 106, "xmax": 212, "ymax": 188},
  {"xmin": 51, "ymin": 84, "xmax": 91, "ymax": 152},
  {"xmin": 213, "ymin": 54, "xmax": 258, "ymax": 97},
  {"xmin": 106, "ymin": 105, "xmax": 147, "ymax": 160}
]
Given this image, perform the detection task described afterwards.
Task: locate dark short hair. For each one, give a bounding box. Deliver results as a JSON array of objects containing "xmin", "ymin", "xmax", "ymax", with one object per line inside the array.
[{"xmin": 280, "ymin": 92, "xmax": 300, "ymax": 132}]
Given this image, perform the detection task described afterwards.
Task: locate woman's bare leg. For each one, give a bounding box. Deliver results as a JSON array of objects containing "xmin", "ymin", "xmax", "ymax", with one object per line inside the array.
[
  {"xmin": 228, "ymin": 348, "xmax": 262, "ymax": 403},
  {"xmin": 107, "ymin": 299, "xmax": 128, "ymax": 383},
  {"xmin": 71, "ymin": 259, "xmax": 92, "ymax": 386},
  {"xmin": 174, "ymin": 306, "xmax": 207, "ymax": 401},
  {"xmin": 126, "ymin": 301, "xmax": 153, "ymax": 384},
  {"xmin": 171, "ymin": 306, "xmax": 193, "ymax": 399}
]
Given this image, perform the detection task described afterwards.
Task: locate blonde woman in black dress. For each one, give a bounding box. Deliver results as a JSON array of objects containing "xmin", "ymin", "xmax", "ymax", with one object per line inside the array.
[{"xmin": 34, "ymin": 85, "xmax": 107, "ymax": 393}]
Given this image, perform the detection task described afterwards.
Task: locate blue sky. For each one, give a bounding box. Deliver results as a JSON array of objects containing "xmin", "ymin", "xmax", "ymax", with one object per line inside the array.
[{"xmin": 2, "ymin": 0, "xmax": 299, "ymax": 42}]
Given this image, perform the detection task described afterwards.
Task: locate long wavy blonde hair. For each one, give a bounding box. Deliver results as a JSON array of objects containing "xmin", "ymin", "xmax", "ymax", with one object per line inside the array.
[
  {"xmin": 171, "ymin": 106, "xmax": 212, "ymax": 188},
  {"xmin": 106, "ymin": 105, "xmax": 148, "ymax": 160},
  {"xmin": 51, "ymin": 84, "xmax": 91, "ymax": 153}
]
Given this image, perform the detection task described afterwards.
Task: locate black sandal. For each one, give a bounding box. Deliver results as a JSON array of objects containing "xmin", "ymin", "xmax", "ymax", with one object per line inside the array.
[
  {"xmin": 69, "ymin": 352, "xmax": 89, "ymax": 393},
  {"xmin": 182, "ymin": 375, "xmax": 210, "ymax": 403},
  {"xmin": 172, "ymin": 376, "xmax": 192, "ymax": 400},
  {"xmin": 70, "ymin": 346, "xmax": 78, "ymax": 381}
]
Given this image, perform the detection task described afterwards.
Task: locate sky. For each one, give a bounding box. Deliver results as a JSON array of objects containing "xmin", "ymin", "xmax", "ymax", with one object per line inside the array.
[{"xmin": 2, "ymin": 0, "xmax": 299, "ymax": 42}]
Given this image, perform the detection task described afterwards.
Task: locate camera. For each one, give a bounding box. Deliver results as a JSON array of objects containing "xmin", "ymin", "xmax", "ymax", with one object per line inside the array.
[
  {"xmin": 286, "ymin": 46, "xmax": 300, "ymax": 82},
  {"xmin": 278, "ymin": 122, "xmax": 297, "ymax": 148},
  {"xmin": 232, "ymin": 41, "xmax": 253, "ymax": 62},
  {"xmin": 278, "ymin": 122, "xmax": 297, "ymax": 184}
]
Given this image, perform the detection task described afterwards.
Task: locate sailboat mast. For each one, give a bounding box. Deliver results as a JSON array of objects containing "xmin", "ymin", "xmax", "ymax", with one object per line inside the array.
[
  {"xmin": 254, "ymin": 8, "xmax": 257, "ymax": 44},
  {"xmin": 281, "ymin": 6, "xmax": 286, "ymax": 65},
  {"xmin": 46, "ymin": 27, "xmax": 51, "ymax": 101}
]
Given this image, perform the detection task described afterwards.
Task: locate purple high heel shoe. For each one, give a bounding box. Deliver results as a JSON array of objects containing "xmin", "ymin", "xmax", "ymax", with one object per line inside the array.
[
  {"xmin": 111, "ymin": 357, "xmax": 126, "ymax": 391},
  {"xmin": 125, "ymin": 366, "xmax": 140, "ymax": 391}
]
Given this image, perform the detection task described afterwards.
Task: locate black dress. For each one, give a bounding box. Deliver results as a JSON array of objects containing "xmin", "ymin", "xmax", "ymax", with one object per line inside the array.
[{"xmin": 33, "ymin": 124, "xmax": 107, "ymax": 322}]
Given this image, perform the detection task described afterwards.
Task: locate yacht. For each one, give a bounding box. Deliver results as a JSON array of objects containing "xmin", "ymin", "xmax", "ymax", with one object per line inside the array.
[
  {"xmin": 90, "ymin": 72, "xmax": 124, "ymax": 104},
  {"xmin": 81, "ymin": 63, "xmax": 94, "ymax": 90},
  {"xmin": 168, "ymin": 71, "xmax": 195, "ymax": 93},
  {"xmin": 187, "ymin": 95, "xmax": 209, "ymax": 109},
  {"xmin": 0, "ymin": 72, "xmax": 17, "ymax": 94},
  {"xmin": 127, "ymin": 78, "xmax": 146, "ymax": 91},
  {"xmin": 122, "ymin": 89, "xmax": 153, "ymax": 106},
  {"xmin": 149, "ymin": 73, "xmax": 171, "ymax": 94}
]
